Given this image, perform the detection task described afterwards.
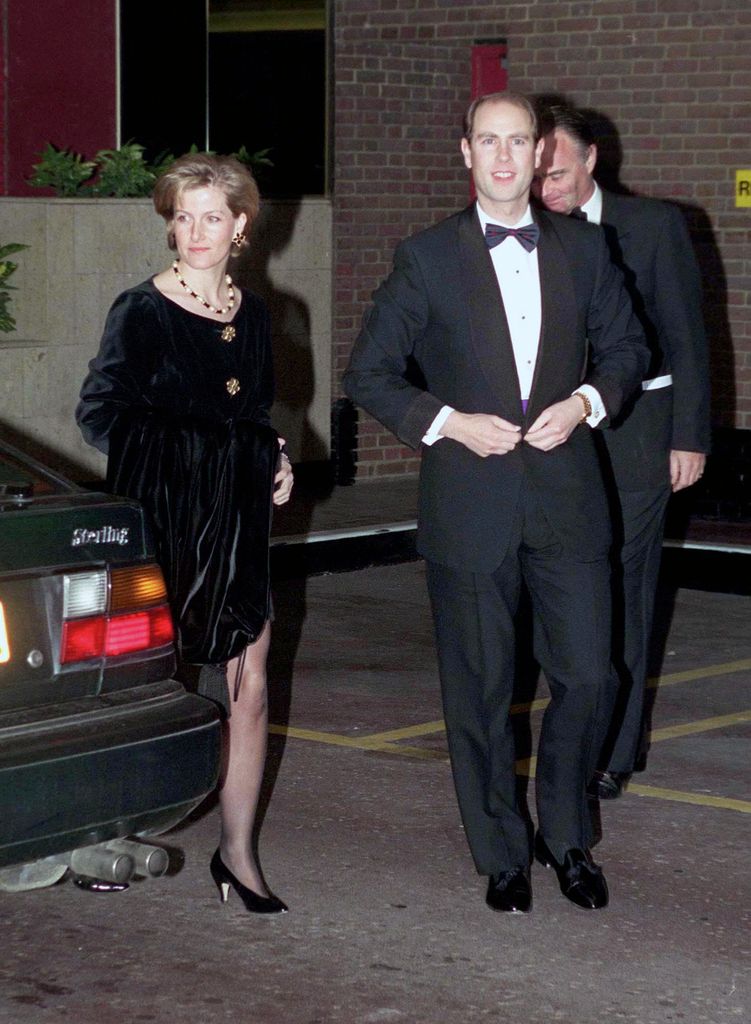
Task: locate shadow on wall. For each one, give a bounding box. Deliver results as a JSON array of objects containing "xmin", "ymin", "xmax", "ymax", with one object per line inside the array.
[
  {"xmin": 534, "ymin": 93, "xmax": 735, "ymax": 427},
  {"xmin": 236, "ymin": 199, "xmax": 329, "ymax": 466},
  {"xmin": 233, "ymin": 201, "xmax": 330, "ymax": 754},
  {"xmin": 578, "ymin": 105, "xmax": 734, "ymax": 427}
]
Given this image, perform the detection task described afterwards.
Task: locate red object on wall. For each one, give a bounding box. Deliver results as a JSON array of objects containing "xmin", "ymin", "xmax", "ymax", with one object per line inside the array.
[
  {"xmin": 470, "ymin": 41, "xmax": 508, "ymax": 99},
  {"xmin": 3, "ymin": 0, "xmax": 118, "ymax": 195},
  {"xmin": 0, "ymin": 16, "xmax": 6, "ymax": 191},
  {"xmin": 467, "ymin": 41, "xmax": 508, "ymax": 198}
]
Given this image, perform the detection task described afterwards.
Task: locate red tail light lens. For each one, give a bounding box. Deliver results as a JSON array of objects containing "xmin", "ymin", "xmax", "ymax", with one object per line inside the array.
[
  {"xmin": 61, "ymin": 605, "xmax": 173, "ymax": 663},
  {"xmin": 149, "ymin": 605, "xmax": 175, "ymax": 647},
  {"xmin": 105, "ymin": 606, "xmax": 174, "ymax": 657},
  {"xmin": 61, "ymin": 616, "xmax": 107, "ymax": 663}
]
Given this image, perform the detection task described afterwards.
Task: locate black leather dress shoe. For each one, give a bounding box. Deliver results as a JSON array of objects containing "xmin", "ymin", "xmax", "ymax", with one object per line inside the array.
[
  {"xmin": 534, "ymin": 834, "xmax": 608, "ymax": 910},
  {"xmin": 486, "ymin": 867, "xmax": 532, "ymax": 913},
  {"xmin": 588, "ymin": 769, "xmax": 630, "ymax": 800}
]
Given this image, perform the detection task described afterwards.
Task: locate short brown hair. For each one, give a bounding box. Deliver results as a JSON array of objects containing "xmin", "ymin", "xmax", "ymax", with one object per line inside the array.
[
  {"xmin": 463, "ymin": 91, "xmax": 539, "ymax": 142},
  {"xmin": 152, "ymin": 152, "xmax": 260, "ymax": 252}
]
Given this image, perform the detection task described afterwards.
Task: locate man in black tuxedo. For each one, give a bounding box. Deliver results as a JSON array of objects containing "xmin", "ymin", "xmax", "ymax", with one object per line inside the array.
[
  {"xmin": 344, "ymin": 92, "xmax": 649, "ymax": 913},
  {"xmin": 534, "ymin": 105, "xmax": 710, "ymax": 800}
]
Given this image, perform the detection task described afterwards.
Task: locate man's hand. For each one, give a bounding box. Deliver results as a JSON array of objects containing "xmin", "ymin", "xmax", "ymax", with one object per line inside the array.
[
  {"xmin": 524, "ymin": 396, "xmax": 584, "ymax": 451},
  {"xmin": 441, "ymin": 411, "xmax": 522, "ymax": 457},
  {"xmin": 670, "ymin": 450, "xmax": 706, "ymax": 492},
  {"xmin": 273, "ymin": 438, "xmax": 294, "ymax": 506}
]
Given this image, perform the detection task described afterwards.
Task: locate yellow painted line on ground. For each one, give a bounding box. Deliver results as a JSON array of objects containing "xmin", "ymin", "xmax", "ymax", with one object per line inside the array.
[
  {"xmin": 269, "ymin": 667, "xmax": 751, "ymax": 814},
  {"xmin": 272, "ymin": 702, "xmax": 750, "ymax": 755},
  {"xmin": 647, "ymin": 657, "xmax": 751, "ymax": 690},
  {"xmin": 269, "ymin": 724, "xmax": 409, "ymax": 749},
  {"xmin": 272, "ymin": 699, "xmax": 750, "ymax": 753},
  {"xmin": 365, "ymin": 720, "xmax": 445, "ymax": 742},
  {"xmin": 514, "ymin": 756, "xmax": 537, "ymax": 777},
  {"xmin": 364, "ymin": 658, "xmax": 751, "ymax": 741},
  {"xmin": 507, "ymin": 658, "xmax": 751, "ymax": 717},
  {"xmin": 366, "ymin": 697, "xmax": 552, "ymax": 743},
  {"xmin": 512, "ymin": 757, "xmax": 751, "ymax": 813},
  {"xmin": 269, "ymin": 724, "xmax": 447, "ymax": 760},
  {"xmin": 649, "ymin": 709, "xmax": 751, "ymax": 742},
  {"xmin": 510, "ymin": 697, "xmax": 551, "ymax": 714},
  {"xmin": 626, "ymin": 783, "xmax": 751, "ymax": 814},
  {"xmin": 271, "ymin": 718, "xmax": 750, "ymax": 812}
]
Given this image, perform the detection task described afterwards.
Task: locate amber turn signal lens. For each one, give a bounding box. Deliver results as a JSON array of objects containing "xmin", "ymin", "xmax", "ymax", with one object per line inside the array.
[{"xmin": 110, "ymin": 565, "xmax": 168, "ymax": 612}]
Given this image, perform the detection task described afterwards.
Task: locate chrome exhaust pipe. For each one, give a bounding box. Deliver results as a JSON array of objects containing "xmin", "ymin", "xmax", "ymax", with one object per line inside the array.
[
  {"xmin": 105, "ymin": 839, "xmax": 169, "ymax": 878},
  {"xmin": 68, "ymin": 844, "xmax": 135, "ymax": 884}
]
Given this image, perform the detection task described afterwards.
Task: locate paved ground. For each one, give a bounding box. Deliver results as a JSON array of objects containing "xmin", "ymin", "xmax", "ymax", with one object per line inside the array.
[{"xmin": 1, "ymin": 552, "xmax": 749, "ymax": 1024}]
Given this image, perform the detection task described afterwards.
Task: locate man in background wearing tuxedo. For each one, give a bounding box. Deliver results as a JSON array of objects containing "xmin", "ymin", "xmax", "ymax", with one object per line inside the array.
[
  {"xmin": 534, "ymin": 104, "xmax": 710, "ymax": 800},
  {"xmin": 344, "ymin": 92, "xmax": 649, "ymax": 913}
]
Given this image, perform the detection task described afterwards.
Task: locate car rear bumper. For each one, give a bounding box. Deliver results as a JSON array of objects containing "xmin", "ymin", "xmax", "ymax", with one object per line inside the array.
[{"xmin": 0, "ymin": 679, "xmax": 221, "ymax": 868}]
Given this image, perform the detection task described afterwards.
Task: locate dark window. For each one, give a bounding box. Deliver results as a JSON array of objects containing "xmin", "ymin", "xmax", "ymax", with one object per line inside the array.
[
  {"xmin": 120, "ymin": 0, "xmax": 208, "ymax": 161},
  {"xmin": 119, "ymin": 0, "xmax": 327, "ymax": 196},
  {"xmin": 208, "ymin": 28, "xmax": 326, "ymax": 197}
]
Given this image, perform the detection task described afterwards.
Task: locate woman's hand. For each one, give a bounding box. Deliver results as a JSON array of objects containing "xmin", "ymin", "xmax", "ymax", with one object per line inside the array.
[{"xmin": 273, "ymin": 439, "xmax": 294, "ymax": 505}]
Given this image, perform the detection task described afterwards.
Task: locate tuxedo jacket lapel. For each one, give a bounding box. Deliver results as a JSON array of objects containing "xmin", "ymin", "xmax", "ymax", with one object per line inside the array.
[
  {"xmin": 599, "ymin": 191, "xmax": 632, "ymax": 264},
  {"xmin": 526, "ymin": 214, "xmax": 580, "ymax": 421},
  {"xmin": 457, "ymin": 207, "xmax": 524, "ymax": 417}
]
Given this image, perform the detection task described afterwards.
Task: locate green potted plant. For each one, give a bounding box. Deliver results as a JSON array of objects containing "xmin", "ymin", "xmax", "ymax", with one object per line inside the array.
[
  {"xmin": 27, "ymin": 145, "xmax": 96, "ymax": 197},
  {"xmin": 28, "ymin": 142, "xmax": 274, "ymax": 198},
  {"xmin": 0, "ymin": 243, "xmax": 28, "ymax": 334}
]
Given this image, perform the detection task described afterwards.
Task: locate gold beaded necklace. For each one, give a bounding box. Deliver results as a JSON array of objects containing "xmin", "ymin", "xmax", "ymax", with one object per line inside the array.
[{"xmin": 172, "ymin": 261, "xmax": 235, "ymax": 316}]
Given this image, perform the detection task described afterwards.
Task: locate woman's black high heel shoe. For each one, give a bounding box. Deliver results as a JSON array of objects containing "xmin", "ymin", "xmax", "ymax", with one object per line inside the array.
[{"xmin": 209, "ymin": 849, "xmax": 288, "ymax": 914}]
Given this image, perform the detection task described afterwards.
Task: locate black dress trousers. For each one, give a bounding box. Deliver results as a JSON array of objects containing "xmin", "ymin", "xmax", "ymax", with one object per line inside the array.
[{"xmin": 426, "ymin": 478, "xmax": 613, "ymax": 875}]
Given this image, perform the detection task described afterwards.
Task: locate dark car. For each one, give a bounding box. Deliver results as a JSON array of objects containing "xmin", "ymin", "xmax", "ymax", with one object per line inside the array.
[{"xmin": 0, "ymin": 439, "xmax": 221, "ymax": 892}]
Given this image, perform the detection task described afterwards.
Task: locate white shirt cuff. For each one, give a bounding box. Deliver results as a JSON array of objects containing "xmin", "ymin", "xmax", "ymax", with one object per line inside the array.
[
  {"xmin": 422, "ymin": 405, "xmax": 454, "ymax": 445},
  {"xmin": 573, "ymin": 385, "xmax": 606, "ymax": 427}
]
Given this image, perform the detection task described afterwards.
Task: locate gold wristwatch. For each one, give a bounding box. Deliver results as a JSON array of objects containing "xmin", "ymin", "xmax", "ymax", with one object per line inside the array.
[{"xmin": 573, "ymin": 391, "xmax": 592, "ymax": 422}]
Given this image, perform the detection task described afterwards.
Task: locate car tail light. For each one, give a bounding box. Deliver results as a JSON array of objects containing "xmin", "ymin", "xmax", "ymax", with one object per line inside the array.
[
  {"xmin": 110, "ymin": 565, "xmax": 168, "ymax": 612},
  {"xmin": 63, "ymin": 570, "xmax": 107, "ymax": 618},
  {"xmin": 0, "ymin": 602, "xmax": 10, "ymax": 664},
  {"xmin": 104, "ymin": 607, "xmax": 174, "ymax": 657},
  {"xmin": 60, "ymin": 565, "xmax": 174, "ymax": 665},
  {"xmin": 61, "ymin": 616, "xmax": 107, "ymax": 663}
]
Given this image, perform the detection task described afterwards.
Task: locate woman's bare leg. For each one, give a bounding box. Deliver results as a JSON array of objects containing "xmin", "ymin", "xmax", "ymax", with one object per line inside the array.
[{"xmin": 218, "ymin": 622, "xmax": 272, "ymax": 895}]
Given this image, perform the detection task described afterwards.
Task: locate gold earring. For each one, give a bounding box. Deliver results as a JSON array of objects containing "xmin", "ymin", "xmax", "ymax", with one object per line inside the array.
[{"xmin": 232, "ymin": 231, "xmax": 246, "ymax": 248}]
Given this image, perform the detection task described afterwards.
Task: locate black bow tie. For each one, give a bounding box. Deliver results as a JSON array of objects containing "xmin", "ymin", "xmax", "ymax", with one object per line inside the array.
[
  {"xmin": 570, "ymin": 206, "xmax": 588, "ymax": 220},
  {"xmin": 484, "ymin": 222, "xmax": 540, "ymax": 252}
]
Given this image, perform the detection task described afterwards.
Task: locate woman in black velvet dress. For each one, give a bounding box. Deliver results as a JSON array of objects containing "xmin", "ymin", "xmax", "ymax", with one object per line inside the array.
[{"xmin": 76, "ymin": 154, "xmax": 293, "ymax": 913}]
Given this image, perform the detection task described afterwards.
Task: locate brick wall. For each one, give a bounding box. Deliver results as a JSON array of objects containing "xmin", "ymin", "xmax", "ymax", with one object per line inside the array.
[{"xmin": 333, "ymin": 0, "xmax": 751, "ymax": 478}]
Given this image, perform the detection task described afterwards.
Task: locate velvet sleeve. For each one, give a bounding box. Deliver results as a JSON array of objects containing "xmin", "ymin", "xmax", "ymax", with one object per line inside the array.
[{"xmin": 76, "ymin": 288, "xmax": 164, "ymax": 455}]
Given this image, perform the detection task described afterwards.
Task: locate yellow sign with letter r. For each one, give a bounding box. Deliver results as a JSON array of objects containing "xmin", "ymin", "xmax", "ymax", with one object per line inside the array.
[{"xmin": 736, "ymin": 170, "xmax": 751, "ymax": 208}]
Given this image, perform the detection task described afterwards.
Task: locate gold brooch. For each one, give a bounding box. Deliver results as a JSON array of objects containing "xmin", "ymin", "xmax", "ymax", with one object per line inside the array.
[
  {"xmin": 226, "ymin": 377, "xmax": 241, "ymax": 396},
  {"xmin": 220, "ymin": 324, "xmax": 236, "ymax": 343}
]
